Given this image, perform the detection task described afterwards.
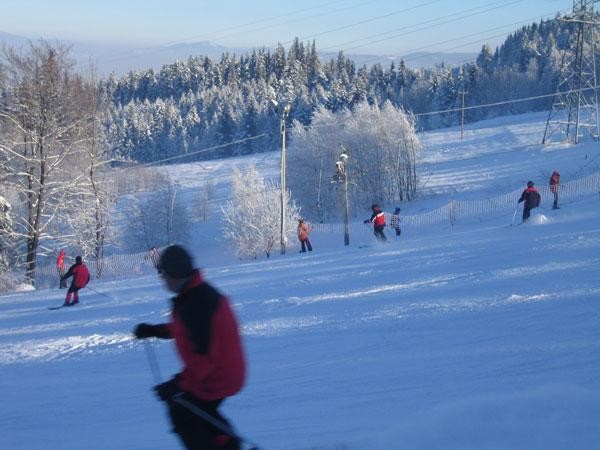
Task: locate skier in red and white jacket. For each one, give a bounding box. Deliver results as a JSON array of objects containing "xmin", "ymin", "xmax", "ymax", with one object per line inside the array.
[
  {"xmin": 364, "ymin": 204, "xmax": 387, "ymax": 242},
  {"xmin": 134, "ymin": 245, "xmax": 246, "ymax": 450},
  {"xmin": 61, "ymin": 256, "xmax": 90, "ymax": 306}
]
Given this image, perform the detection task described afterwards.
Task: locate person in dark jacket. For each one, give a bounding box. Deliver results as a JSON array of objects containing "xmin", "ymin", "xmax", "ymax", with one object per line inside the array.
[
  {"xmin": 148, "ymin": 246, "xmax": 160, "ymax": 268},
  {"xmin": 364, "ymin": 204, "xmax": 387, "ymax": 242},
  {"xmin": 549, "ymin": 170, "xmax": 560, "ymax": 209},
  {"xmin": 133, "ymin": 245, "xmax": 246, "ymax": 450},
  {"xmin": 61, "ymin": 256, "xmax": 90, "ymax": 306},
  {"xmin": 518, "ymin": 181, "xmax": 541, "ymax": 223}
]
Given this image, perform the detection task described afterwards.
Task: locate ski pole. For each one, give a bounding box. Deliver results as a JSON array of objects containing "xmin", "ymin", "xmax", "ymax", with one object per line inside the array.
[
  {"xmin": 143, "ymin": 342, "xmax": 260, "ymax": 450},
  {"xmin": 143, "ymin": 341, "xmax": 163, "ymax": 384},
  {"xmin": 172, "ymin": 395, "xmax": 260, "ymax": 450},
  {"xmin": 86, "ymin": 285, "xmax": 111, "ymax": 299},
  {"xmin": 510, "ymin": 204, "xmax": 519, "ymax": 226}
]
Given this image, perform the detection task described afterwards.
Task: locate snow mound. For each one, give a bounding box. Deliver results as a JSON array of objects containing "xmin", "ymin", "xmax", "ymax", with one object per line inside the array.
[
  {"xmin": 529, "ymin": 213, "xmax": 549, "ymax": 225},
  {"xmin": 14, "ymin": 283, "xmax": 35, "ymax": 292}
]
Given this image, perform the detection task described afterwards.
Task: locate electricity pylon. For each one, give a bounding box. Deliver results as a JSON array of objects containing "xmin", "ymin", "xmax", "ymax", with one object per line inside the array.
[{"xmin": 542, "ymin": 0, "xmax": 600, "ymax": 144}]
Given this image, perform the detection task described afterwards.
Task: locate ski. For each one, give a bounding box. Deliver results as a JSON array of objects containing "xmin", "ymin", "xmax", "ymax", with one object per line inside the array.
[{"xmin": 48, "ymin": 303, "xmax": 78, "ymax": 310}]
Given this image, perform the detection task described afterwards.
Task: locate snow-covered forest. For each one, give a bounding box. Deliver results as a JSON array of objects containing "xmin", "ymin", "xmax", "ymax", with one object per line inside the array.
[
  {"xmin": 104, "ymin": 16, "xmax": 577, "ymax": 162},
  {"xmin": 0, "ymin": 11, "xmax": 595, "ymax": 289}
]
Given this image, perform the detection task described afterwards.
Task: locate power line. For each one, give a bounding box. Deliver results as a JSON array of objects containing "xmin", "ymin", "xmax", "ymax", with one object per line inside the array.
[
  {"xmin": 96, "ymin": 0, "xmax": 373, "ymax": 66},
  {"xmin": 95, "ymin": 0, "xmax": 551, "ymax": 74},
  {"xmin": 413, "ymin": 86, "xmax": 599, "ymax": 118},
  {"xmin": 131, "ymin": 133, "xmax": 270, "ymax": 168},
  {"xmin": 176, "ymin": 0, "xmax": 349, "ymax": 44},
  {"xmin": 229, "ymin": 0, "xmax": 384, "ymax": 49},
  {"xmin": 367, "ymin": 10, "xmax": 570, "ymax": 68},
  {"xmin": 272, "ymin": 0, "xmax": 444, "ymax": 49},
  {"xmin": 320, "ymin": 0, "xmax": 526, "ymax": 53},
  {"xmin": 128, "ymin": 85, "xmax": 600, "ymax": 174}
]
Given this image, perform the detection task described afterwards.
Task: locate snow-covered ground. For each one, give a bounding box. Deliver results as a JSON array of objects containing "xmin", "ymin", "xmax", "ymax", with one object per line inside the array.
[{"xmin": 1, "ymin": 112, "xmax": 599, "ymax": 450}]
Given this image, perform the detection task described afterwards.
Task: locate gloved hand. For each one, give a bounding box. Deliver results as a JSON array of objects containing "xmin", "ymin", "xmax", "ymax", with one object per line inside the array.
[
  {"xmin": 363, "ymin": 219, "xmax": 369, "ymax": 224},
  {"xmin": 133, "ymin": 323, "xmax": 159, "ymax": 339},
  {"xmin": 154, "ymin": 377, "xmax": 180, "ymax": 402}
]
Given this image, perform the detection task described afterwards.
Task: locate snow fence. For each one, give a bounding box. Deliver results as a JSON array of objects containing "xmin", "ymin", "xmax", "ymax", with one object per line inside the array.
[
  {"xmin": 313, "ymin": 170, "xmax": 600, "ymax": 235},
  {"xmin": 29, "ymin": 170, "xmax": 600, "ymax": 289}
]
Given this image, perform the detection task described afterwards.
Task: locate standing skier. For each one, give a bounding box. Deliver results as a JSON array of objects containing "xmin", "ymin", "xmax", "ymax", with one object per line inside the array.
[
  {"xmin": 56, "ymin": 249, "xmax": 67, "ymax": 288},
  {"xmin": 61, "ymin": 256, "xmax": 90, "ymax": 306},
  {"xmin": 390, "ymin": 207, "xmax": 401, "ymax": 237},
  {"xmin": 133, "ymin": 244, "xmax": 246, "ymax": 450},
  {"xmin": 364, "ymin": 204, "xmax": 387, "ymax": 242},
  {"xmin": 149, "ymin": 246, "xmax": 160, "ymax": 268},
  {"xmin": 549, "ymin": 170, "xmax": 560, "ymax": 210},
  {"xmin": 518, "ymin": 181, "xmax": 541, "ymax": 223},
  {"xmin": 297, "ymin": 218, "xmax": 313, "ymax": 252}
]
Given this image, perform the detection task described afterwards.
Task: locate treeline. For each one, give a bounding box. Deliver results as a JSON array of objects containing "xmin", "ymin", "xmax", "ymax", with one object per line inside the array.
[{"xmin": 103, "ymin": 14, "xmax": 580, "ymax": 164}]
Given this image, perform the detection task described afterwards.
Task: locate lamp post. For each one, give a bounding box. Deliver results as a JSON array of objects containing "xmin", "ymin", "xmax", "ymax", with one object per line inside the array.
[
  {"xmin": 333, "ymin": 146, "xmax": 350, "ymax": 246},
  {"xmin": 279, "ymin": 103, "xmax": 291, "ymax": 254}
]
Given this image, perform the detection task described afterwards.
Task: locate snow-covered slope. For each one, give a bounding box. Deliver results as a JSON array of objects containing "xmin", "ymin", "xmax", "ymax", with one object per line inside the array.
[{"xmin": 1, "ymin": 112, "xmax": 599, "ymax": 450}]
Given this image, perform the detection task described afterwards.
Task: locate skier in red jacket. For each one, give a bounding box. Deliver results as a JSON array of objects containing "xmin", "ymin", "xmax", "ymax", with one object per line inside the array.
[
  {"xmin": 61, "ymin": 256, "xmax": 90, "ymax": 306},
  {"xmin": 56, "ymin": 249, "xmax": 67, "ymax": 288},
  {"xmin": 364, "ymin": 204, "xmax": 387, "ymax": 242},
  {"xmin": 134, "ymin": 245, "xmax": 246, "ymax": 450}
]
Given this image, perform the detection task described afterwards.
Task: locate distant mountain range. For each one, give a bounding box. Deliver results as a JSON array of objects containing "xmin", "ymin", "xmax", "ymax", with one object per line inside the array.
[{"xmin": 0, "ymin": 31, "xmax": 476, "ymax": 76}]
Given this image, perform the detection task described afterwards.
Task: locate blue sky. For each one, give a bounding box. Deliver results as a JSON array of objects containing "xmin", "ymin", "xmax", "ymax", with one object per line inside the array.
[{"xmin": 3, "ymin": 0, "xmax": 573, "ymax": 54}]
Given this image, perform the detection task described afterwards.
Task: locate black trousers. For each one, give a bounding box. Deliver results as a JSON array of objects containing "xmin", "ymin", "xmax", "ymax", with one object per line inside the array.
[
  {"xmin": 374, "ymin": 225, "xmax": 387, "ymax": 241},
  {"xmin": 300, "ymin": 238, "xmax": 312, "ymax": 252},
  {"xmin": 522, "ymin": 206, "xmax": 532, "ymax": 222},
  {"xmin": 167, "ymin": 395, "xmax": 237, "ymax": 450}
]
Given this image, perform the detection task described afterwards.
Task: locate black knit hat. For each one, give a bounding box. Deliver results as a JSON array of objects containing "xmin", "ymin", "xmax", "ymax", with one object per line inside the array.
[{"xmin": 158, "ymin": 245, "xmax": 194, "ymax": 278}]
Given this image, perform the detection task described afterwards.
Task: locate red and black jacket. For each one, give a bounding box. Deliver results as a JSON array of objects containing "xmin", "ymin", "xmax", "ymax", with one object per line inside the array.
[
  {"xmin": 62, "ymin": 262, "xmax": 90, "ymax": 289},
  {"xmin": 368, "ymin": 207, "xmax": 386, "ymax": 227},
  {"xmin": 518, "ymin": 187, "xmax": 541, "ymax": 208},
  {"xmin": 154, "ymin": 270, "xmax": 246, "ymax": 401}
]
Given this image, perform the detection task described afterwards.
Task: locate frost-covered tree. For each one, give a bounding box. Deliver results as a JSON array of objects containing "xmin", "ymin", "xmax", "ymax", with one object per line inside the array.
[
  {"xmin": 120, "ymin": 170, "xmax": 190, "ymax": 252},
  {"xmin": 60, "ymin": 69, "xmax": 116, "ymax": 270},
  {"xmin": 0, "ymin": 41, "xmax": 108, "ymax": 283},
  {"xmin": 287, "ymin": 100, "xmax": 420, "ymax": 221},
  {"xmin": 222, "ymin": 164, "xmax": 300, "ymax": 258},
  {"xmin": 0, "ymin": 195, "xmax": 13, "ymax": 273},
  {"xmin": 196, "ymin": 178, "xmax": 215, "ymax": 222},
  {"xmin": 104, "ymin": 20, "xmax": 579, "ymax": 163}
]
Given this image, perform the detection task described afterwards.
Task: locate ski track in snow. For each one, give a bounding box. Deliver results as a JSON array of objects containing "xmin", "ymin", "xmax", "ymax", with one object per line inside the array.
[
  {"xmin": 1, "ymin": 112, "xmax": 600, "ymax": 449},
  {"xmin": 0, "ymin": 333, "xmax": 133, "ymax": 364}
]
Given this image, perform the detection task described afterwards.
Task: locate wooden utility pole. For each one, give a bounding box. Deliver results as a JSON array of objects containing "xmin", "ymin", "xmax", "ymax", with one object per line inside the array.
[
  {"xmin": 279, "ymin": 103, "xmax": 291, "ymax": 255},
  {"xmin": 459, "ymin": 90, "xmax": 468, "ymax": 140}
]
